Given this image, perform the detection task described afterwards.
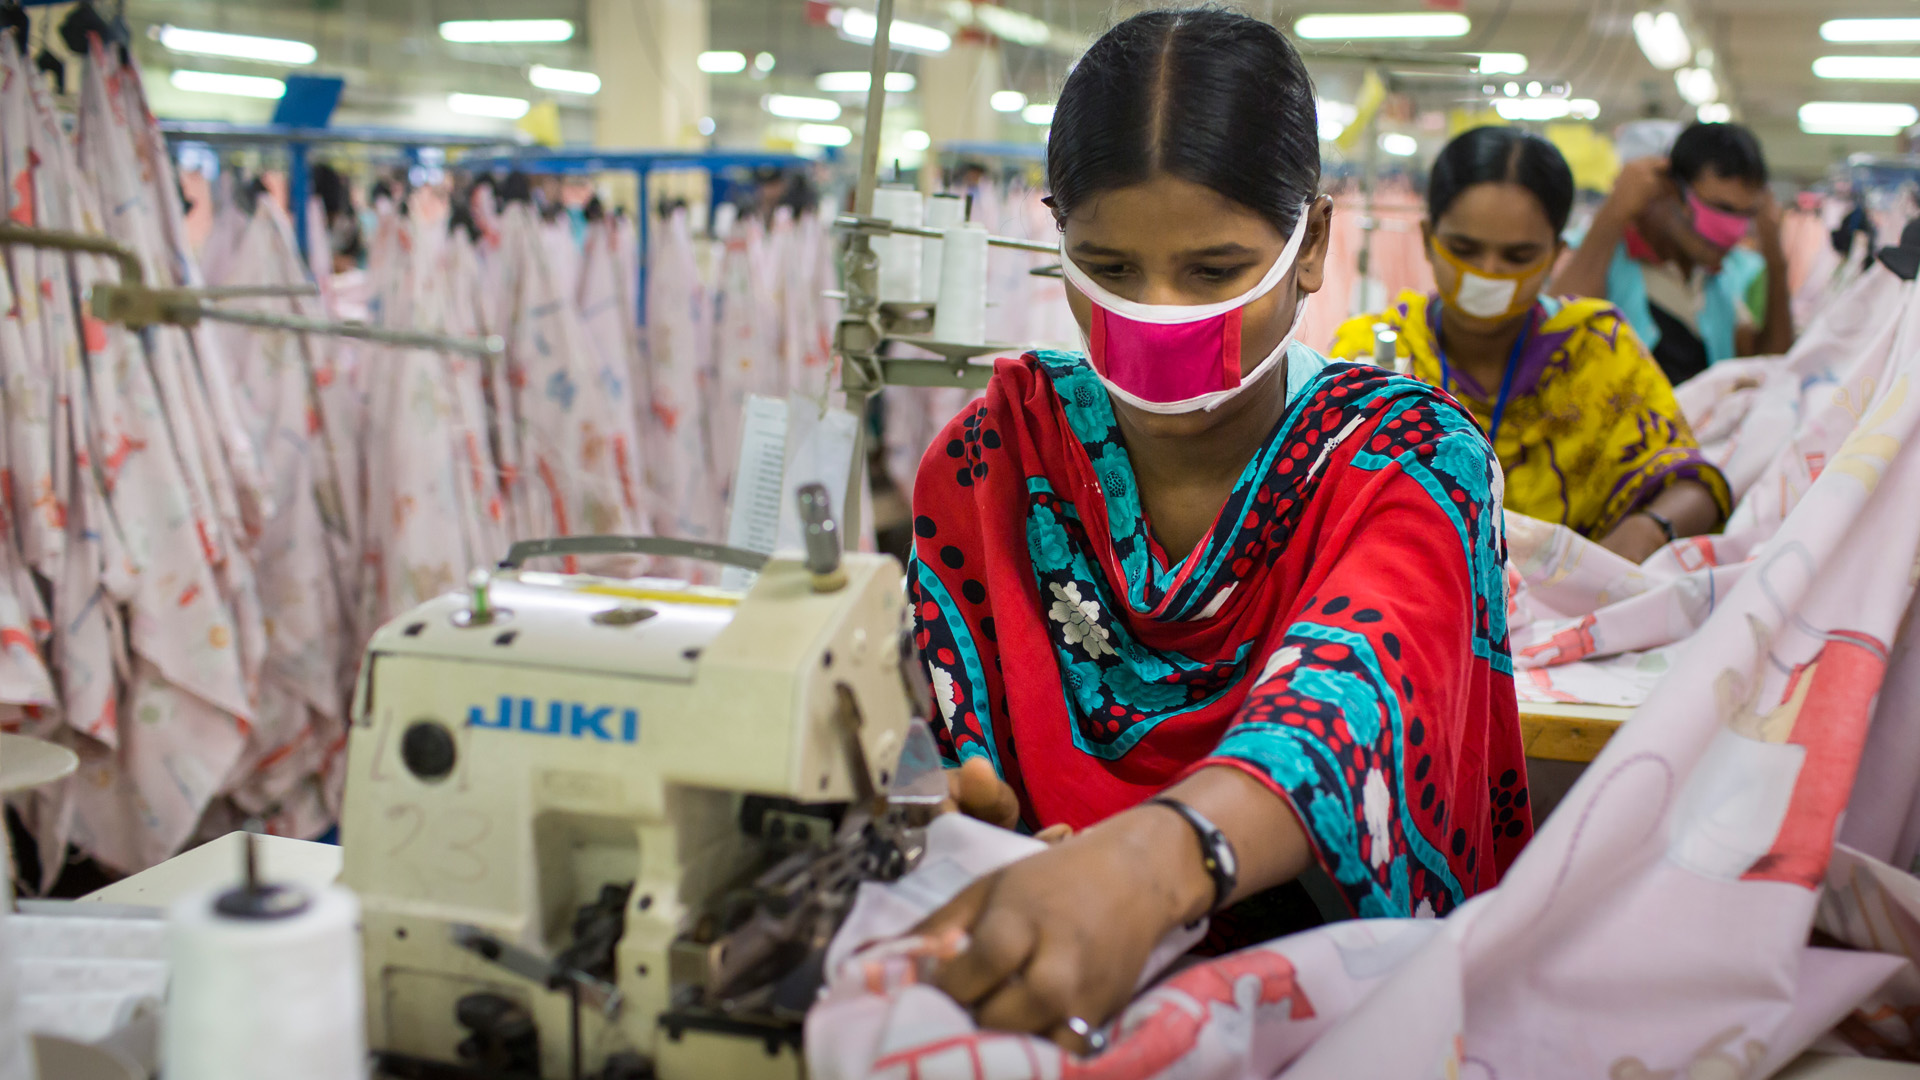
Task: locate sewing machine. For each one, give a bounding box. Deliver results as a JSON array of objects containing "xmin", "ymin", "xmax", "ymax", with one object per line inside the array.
[{"xmin": 338, "ymin": 488, "xmax": 935, "ymax": 1080}]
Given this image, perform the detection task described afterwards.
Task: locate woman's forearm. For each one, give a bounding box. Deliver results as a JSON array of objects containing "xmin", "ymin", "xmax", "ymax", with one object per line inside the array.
[
  {"xmin": 1551, "ymin": 203, "xmax": 1632, "ymax": 300},
  {"xmin": 1598, "ymin": 478, "xmax": 1723, "ymax": 562},
  {"xmin": 1131, "ymin": 763, "xmax": 1316, "ymax": 924}
]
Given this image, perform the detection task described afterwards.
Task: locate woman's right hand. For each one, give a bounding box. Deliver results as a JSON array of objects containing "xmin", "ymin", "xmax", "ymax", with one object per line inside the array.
[{"xmin": 941, "ymin": 756, "xmax": 1023, "ymax": 830}]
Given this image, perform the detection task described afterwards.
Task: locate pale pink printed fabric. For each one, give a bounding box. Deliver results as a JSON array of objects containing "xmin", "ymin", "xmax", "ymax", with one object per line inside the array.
[
  {"xmin": 194, "ymin": 206, "xmax": 353, "ymax": 840},
  {"xmin": 576, "ymin": 215, "xmax": 653, "ymax": 548},
  {"xmin": 710, "ymin": 217, "xmax": 785, "ymax": 494},
  {"xmin": 809, "ymin": 233, "xmax": 1920, "ymax": 1076},
  {"xmin": 642, "ymin": 208, "xmax": 725, "ymax": 549},
  {"xmin": 493, "ymin": 203, "xmax": 645, "ymax": 560},
  {"xmin": 1513, "ymin": 263, "xmax": 1914, "ymax": 707}
]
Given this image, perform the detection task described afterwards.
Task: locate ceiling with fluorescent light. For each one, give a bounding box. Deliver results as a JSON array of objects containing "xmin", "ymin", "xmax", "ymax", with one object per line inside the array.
[{"xmin": 39, "ymin": 0, "xmax": 1920, "ymax": 178}]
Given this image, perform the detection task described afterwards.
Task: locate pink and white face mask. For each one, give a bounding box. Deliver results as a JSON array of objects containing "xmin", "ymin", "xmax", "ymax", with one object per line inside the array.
[
  {"xmin": 1686, "ymin": 189, "xmax": 1752, "ymax": 251},
  {"xmin": 1060, "ymin": 203, "xmax": 1312, "ymax": 416}
]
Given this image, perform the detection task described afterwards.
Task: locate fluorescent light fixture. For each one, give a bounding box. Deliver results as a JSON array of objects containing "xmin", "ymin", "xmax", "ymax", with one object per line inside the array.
[
  {"xmin": 755, "ymin": 52, "xmax": 776, "ymax": 72},
  {"xmin": 447, "ymin": 92, "xmax": 530, "ymax": 119},
  {"xmin": 814, "ymin": 71, "xmax": 916, "ymax": 92},
  {"xmin": 1674, "ymin": 67, "xmax": 1718, "ymax": 106},
  {"xmin": 698, "ymin": 116, "xmax": 716, "ymax": 136},
  {"xmin": 1631, "ymin": 10, "xmax": 1692, "ymax": 71},
  {"xmin": 764, "ymin": 94, "xmax": 842, "ymax": 121},
  {"xmin": 796, "ymin": 123, "xmax": 853, "ymax": 146},
  {"xmin": 157, "ymin": 26, "xmax": 315, "ymax": 65},
  {"xmin": 1293, "ymin": 13, "xmax": 1469, "ymax": 40},
  {"xmin": 529, "ymin": 65, "xmax": 600, "ymax": 94},
  {"xmin": 1022, "ymin": 102, "xmax": 1055, "ymax": 125},
  {"xmin": 990, "ymin": 90, "xmax": 1027, "ymax": 113},
  {"xmin": 1504, "ymin": 81, "xmax": 1520, "ymax": 97},
  {"xmin": 838, "ymin": 8, "xmax": 952, "ymax": 53},
  {"xmin": 697, "ymin": 50, "xmax": 747, "ymax": 73},
  {"xmin": 903, "ymin": 129, "xmax": 931, "ymax": 151},
  {"xmin": 1494, "ymin": 97, "xmax": 1600, "ymax": 122},
  {"xmin": 1798, "ymin": 101, "xmax": 1919, "ymax": 136},
  {"xmin": 1821, "ymin": 19, "xmax": 1920, "ymax": 43},
  {"xmin": 1379, "ymin": 132, "xmax": 1419, "ymax": 156},
  {"xmin": 1526, "ymin": 81, "xmax": 1543, "ymax": 97},
  {"xmin": 438, "ymin": 19, "xmax": 573, "ymax": 44},
  {"xmin": 1474, "ymin": 52, "xmax": 1528, "ymax": 75},
  {"xmin": 1317, "ymin": 98, "xmax": 1357, "ymax": 141},
  {"xmin": 1814, "ymin": 56, "xmax": 1920, "ymax": 81},
  {"xmin": 1697, "ymin": 102, "xmax": 1733, "ymax": 123},
  {"xmin": 974, "ymin": 6, "xmax": 1051, "ymax": 47},
  {"xmin": 168, "ymin": 70, "xmax": 285, "ymax": 99}
]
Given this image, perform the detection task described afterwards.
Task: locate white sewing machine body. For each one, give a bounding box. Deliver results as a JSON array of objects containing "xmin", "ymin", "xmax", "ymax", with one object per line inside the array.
[{"xmin": 339, "ymin": 547, "xmax": 917, "ymax": 1079}]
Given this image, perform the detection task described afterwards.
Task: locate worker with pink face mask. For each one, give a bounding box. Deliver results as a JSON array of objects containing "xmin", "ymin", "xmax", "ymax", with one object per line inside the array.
[
  {"xmin": 1553, "ymin": 121, "xmax": 1793, "ymax": 384},
  {"xmin": 907, "ymin": 9, "xmax": 1529, "ymax": 1055}
]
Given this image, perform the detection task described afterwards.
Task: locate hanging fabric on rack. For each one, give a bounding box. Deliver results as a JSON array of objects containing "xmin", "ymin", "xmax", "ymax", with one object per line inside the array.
[
  {"xmin": 641, "ymin": 207, "xmax": 725, "ymax": 551},
  {"xmin": 0, "ymin": 38, "xmax": 259, "ymax": 875}
]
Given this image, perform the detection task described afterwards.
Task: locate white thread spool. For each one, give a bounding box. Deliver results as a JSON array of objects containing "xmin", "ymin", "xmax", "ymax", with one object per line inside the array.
[
  {"xmin": 870, "ymin": 185, "xmax": 924, "ymax": 303},
  {"xmin": 0, "ymin": 831, "xmax": 29, "ymax": 1080},
  {"xmin": 932, "ymin": 222, "xmax": 989, "ymax": 345},
  {"xmin": 918, "ymin": 194, "xmax": 966, "ymax": 304},
  {"xmin": 163, "ymin": 882, "xmax": 364, "ymax": 1080}
]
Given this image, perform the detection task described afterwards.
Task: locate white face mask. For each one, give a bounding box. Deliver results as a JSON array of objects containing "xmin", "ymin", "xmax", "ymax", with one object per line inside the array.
[
  {"xmin": 1453, "ymin": 271, "xmax": 1521, "ymax": 320},
  {"xmin": 1060, "ymin": 203, "xmax": 1313, "ymax": 416}
]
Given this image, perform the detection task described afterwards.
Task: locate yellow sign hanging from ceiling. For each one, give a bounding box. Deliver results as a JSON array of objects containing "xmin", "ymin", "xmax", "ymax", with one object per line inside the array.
[
  {"xmin": 1544, "ymin": 122, "xmax": 1621, "ymax": 193},
  {"xmin": 1336, "ymin": 68, "xmax": 1388, "ymax": 154}
]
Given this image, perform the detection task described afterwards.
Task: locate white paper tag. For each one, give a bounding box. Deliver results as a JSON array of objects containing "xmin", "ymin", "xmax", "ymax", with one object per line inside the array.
[
  {"xmin": 775, "ymin": 394, "xmax": 862, "ymax": 555},
  {"xmin": 722, "ymin": 395, "xmax": 792, "ymax": 591}
]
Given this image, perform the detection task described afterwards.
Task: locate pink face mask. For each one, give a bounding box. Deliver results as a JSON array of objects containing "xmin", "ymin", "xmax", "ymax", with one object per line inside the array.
[
  {"xmin": 1687, "ymin": 189, "xmax": 1751, "ymax": 251},
  {"xmin": 1059, "ymin": 204, "xmax": 1311, "ymax": 415}
]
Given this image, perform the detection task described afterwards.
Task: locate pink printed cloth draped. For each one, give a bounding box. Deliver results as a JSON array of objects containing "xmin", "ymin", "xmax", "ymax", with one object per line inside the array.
[{"xmin": 807, "ymin": 231, "xmax": 1920, "ymax": 1077}]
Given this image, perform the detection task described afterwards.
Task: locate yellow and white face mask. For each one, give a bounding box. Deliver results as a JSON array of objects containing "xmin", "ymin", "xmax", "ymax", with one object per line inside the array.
[{"xmin": 1428, "ymin": 238, "xmax": 1552, "ymax": 321}]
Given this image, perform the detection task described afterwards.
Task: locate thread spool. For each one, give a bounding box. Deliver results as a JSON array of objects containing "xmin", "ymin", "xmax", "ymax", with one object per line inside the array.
[
  {"xmin": 163, "ymin": 878, "xmax": 364, "ymax": 1080},
  {"xmin": 870, "ymin": 185, "xmax": 924, "ymax": 304},
  {"xmin": 931, "ymin": 222, "xmax": 989, "ymax": 345},
  {"xmin": 918, "ymin": 194, "xmax": 965, "ymax": 304},
  {"xmin": 0, "ymin": 831, "xmax": 29, "ymax": 1080}
]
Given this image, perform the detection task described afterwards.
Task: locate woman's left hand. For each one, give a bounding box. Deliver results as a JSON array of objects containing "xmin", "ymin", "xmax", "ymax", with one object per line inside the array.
[{"xmin": 916, "ymin": 807, "xmax": 1207, "ymax": 1051}]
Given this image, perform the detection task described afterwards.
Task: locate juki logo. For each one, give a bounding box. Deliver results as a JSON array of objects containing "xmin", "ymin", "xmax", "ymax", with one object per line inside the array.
[{"xmin": 468, "ymin": 696, "xmax": 640, "ymax": 743}]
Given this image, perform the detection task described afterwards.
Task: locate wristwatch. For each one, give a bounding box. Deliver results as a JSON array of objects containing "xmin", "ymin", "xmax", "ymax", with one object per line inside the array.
[
  {"xmin": 1638, "ymin": 508, "xmax": 1677, "ymax": 544},
  {"xmin": 1149, "ymin": 797, "xmax": 1239, "ymax": 920}
]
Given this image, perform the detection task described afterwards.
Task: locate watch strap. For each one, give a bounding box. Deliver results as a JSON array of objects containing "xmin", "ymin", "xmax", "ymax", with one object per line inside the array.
[
  {"xmin": 1149, "ymin": 797, "xmax": 1238, "ymax": 918},
  {"xmin": 1639, "ymin": 508, "xmax": 1677, "ymax": 543}
]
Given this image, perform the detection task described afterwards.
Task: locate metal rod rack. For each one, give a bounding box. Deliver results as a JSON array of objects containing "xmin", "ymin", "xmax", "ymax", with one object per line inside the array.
[
  {"xmin": 0, "ymin": 222, "xmax": 502, "ymax": 356},
  {"xmin": 454, "ymin": 147, "xmax": 813, "ymax": 325}
]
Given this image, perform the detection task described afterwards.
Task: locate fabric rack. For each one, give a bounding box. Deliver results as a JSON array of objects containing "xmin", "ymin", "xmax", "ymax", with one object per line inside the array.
[
  {"xmin": 455, "ymin": 147, "xmax": 813, "ymax": 323},
  {"xmin": 158, "ymin": 121, "xmax": 518, "ymax": 264}
]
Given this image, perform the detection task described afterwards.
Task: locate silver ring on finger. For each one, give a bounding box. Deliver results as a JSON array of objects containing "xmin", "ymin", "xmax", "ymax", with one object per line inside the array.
[{"xmin": 1064, "ymin": 1016, "xmax": 1109, "ymax": 1055}]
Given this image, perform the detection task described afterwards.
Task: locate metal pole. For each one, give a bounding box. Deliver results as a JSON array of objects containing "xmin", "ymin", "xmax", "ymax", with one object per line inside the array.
[
  {"xmin": 197, "ymin": 305, "xmax": 505, "ymax": 357},
  {"xmin": 289, "ymin": 142, "xmax": 311, "ymax": 262},
  {"xmin": 852, "ymin": 0, "xmax": 896, "ymax": 219},
  {"xmin": 832, "ymin": 214, "xmax": 1056, "ymax": 253},
  {"xmin": 0, "ymin": 223, "xmax": 144, "ymax": 286},
  {"xmin": 839, "ymin": 0, "xmax": 898, "ymax": 544}
]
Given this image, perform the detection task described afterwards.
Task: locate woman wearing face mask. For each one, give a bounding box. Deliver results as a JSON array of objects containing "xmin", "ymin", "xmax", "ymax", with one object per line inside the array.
[
  {"xmin": 911, "ymin": 10, "xmax": 1529, "ymax": 1050},
  {"xmin": 1331, "ymin": 127, "xmax": 1730, "ymax": 564}
]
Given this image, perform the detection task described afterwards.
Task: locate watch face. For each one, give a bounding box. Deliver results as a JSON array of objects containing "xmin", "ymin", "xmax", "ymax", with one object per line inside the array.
[{"xmin": 1211, "ymin": 829, "xmax": 1238, "ymax": 878}]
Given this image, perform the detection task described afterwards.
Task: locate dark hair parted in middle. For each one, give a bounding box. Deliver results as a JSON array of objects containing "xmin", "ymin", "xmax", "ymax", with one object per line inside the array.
[
  {"xmin": 1045, "ymin": 8, "xmax": 1321, "ymax": 237},
  {"xmin": 1428, "ymin": 126, "xmax": 1576, "ymax": 236}
]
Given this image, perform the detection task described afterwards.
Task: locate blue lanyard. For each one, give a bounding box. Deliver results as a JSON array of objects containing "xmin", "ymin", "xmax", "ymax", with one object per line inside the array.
[{"xmin": 1432, "ymin": 300, "xmax": 1535, "ymax": 446}]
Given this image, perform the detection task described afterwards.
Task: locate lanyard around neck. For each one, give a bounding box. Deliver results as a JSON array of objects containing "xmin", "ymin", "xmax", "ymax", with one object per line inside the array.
[{"xmin": 1431, "ymin": 299, "xmax": 1536, "ymax": 446}]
